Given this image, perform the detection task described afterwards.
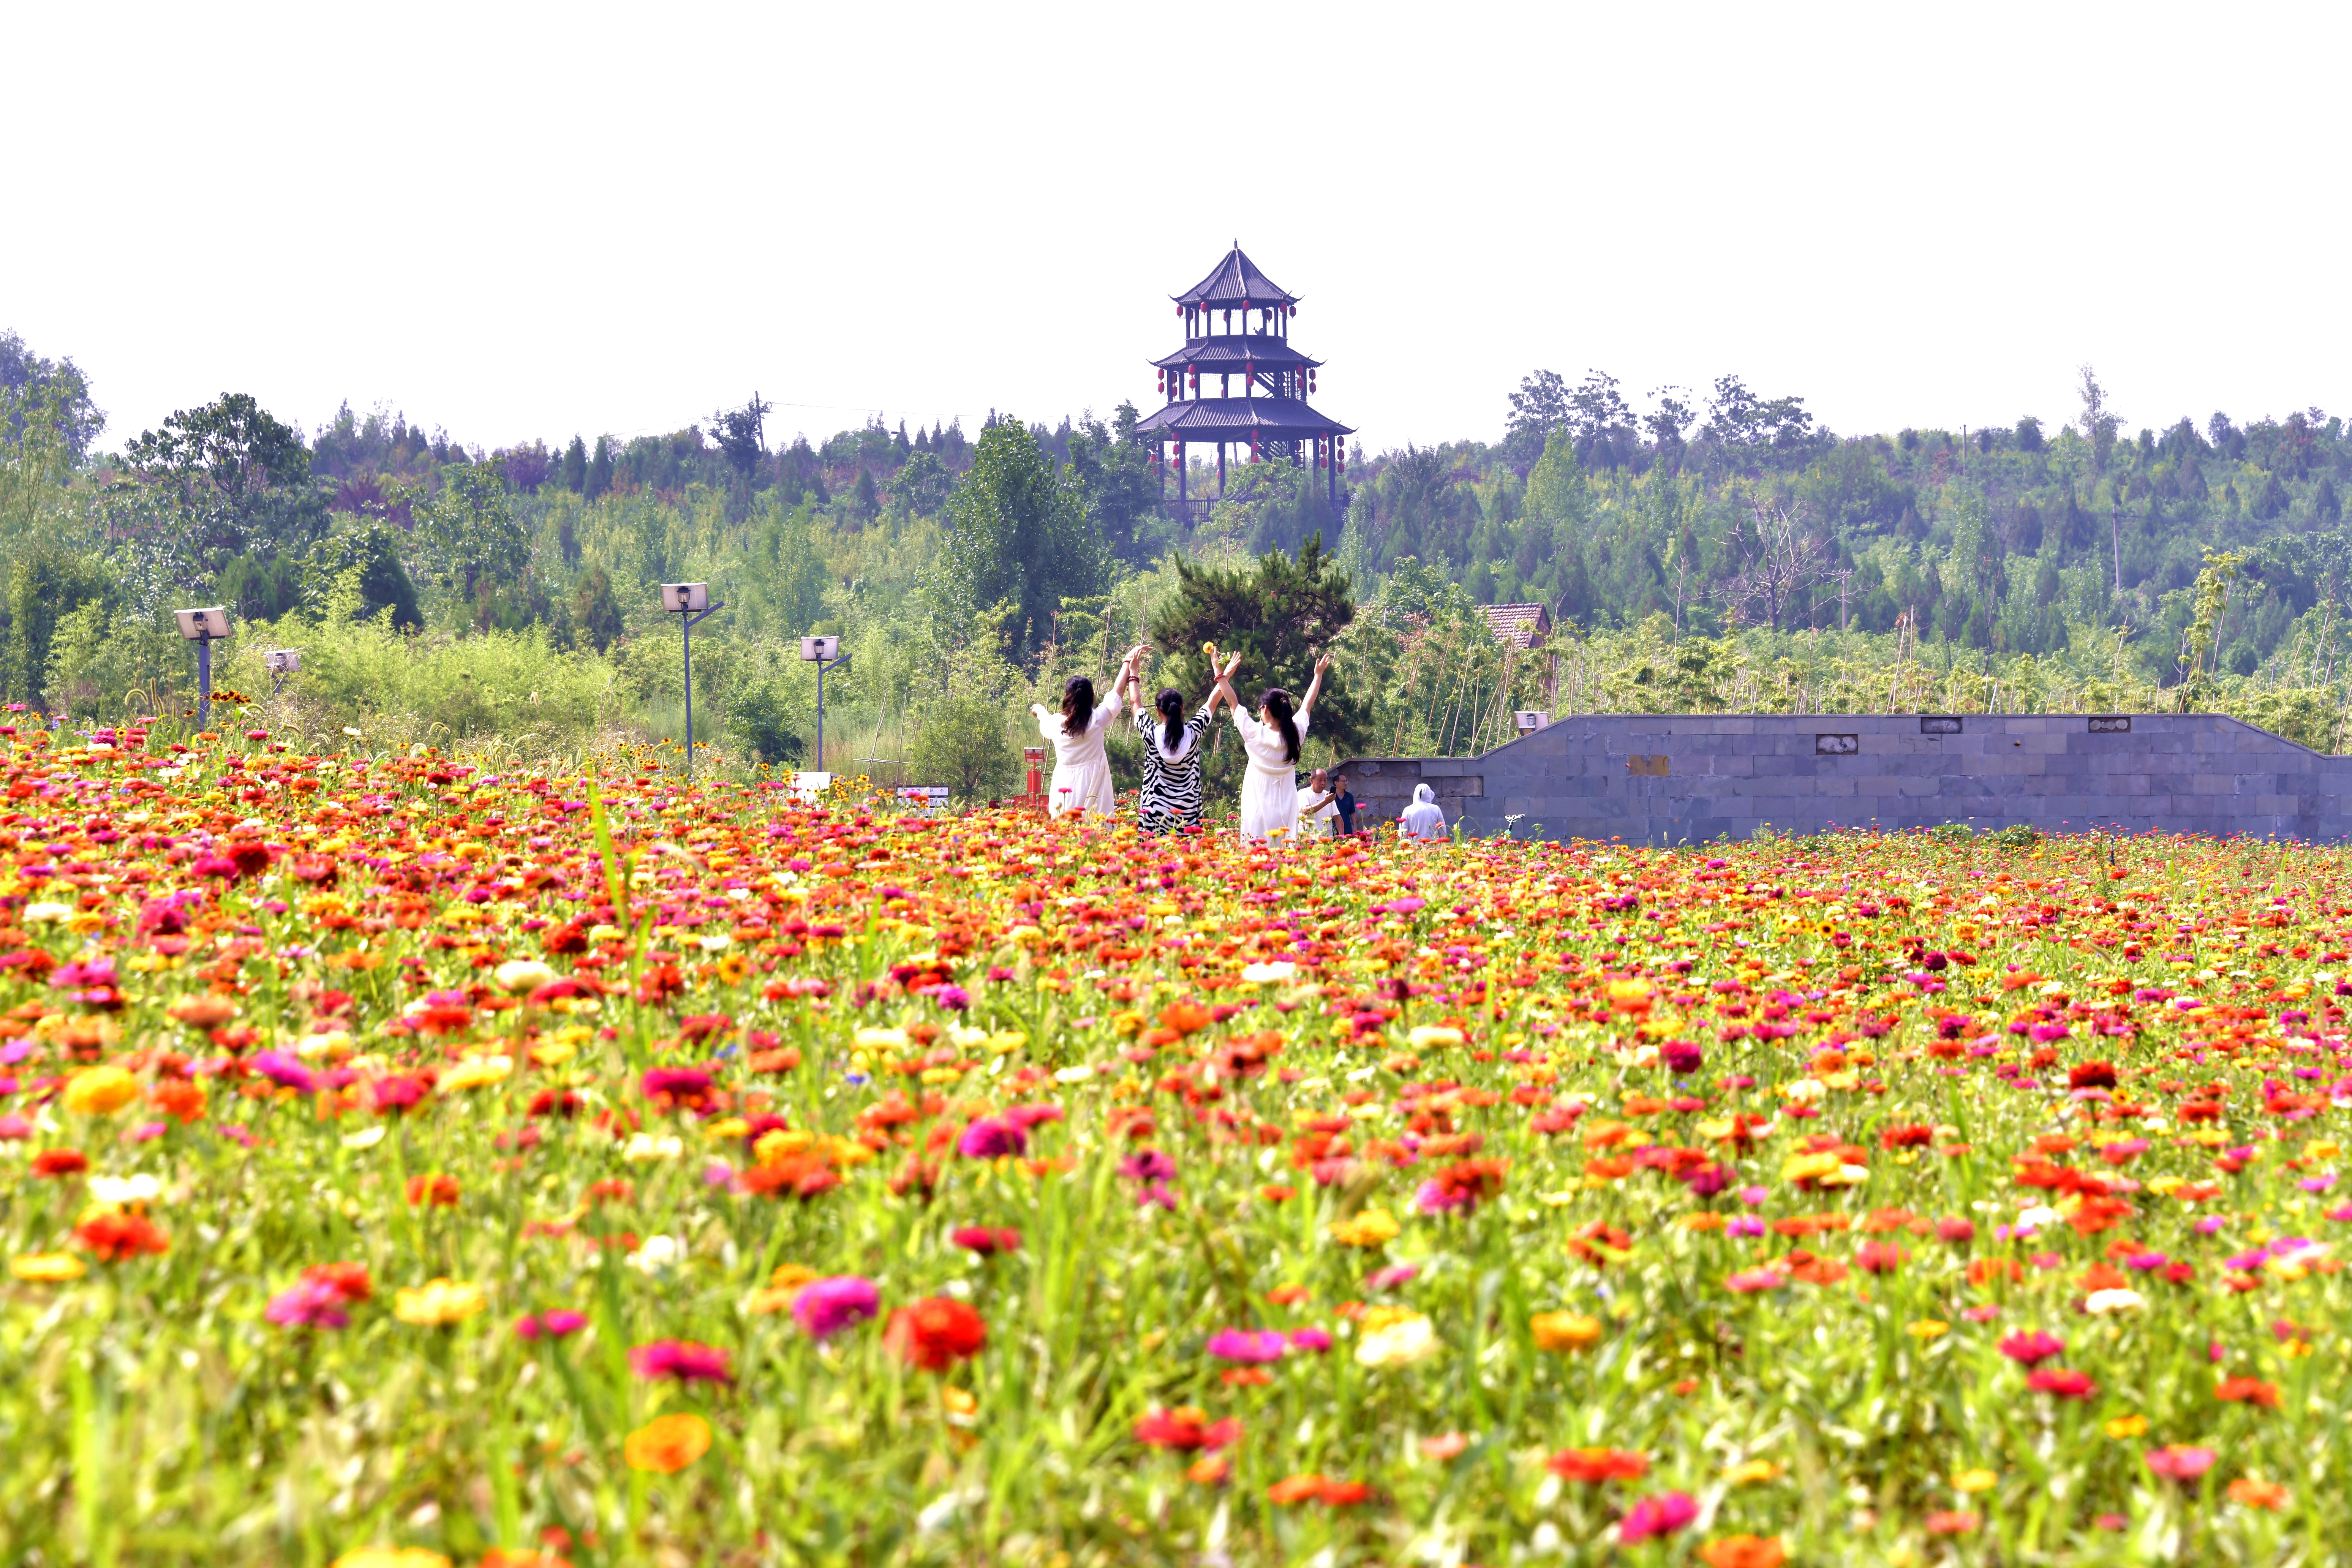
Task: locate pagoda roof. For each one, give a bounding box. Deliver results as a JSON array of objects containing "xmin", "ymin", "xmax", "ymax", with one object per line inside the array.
[
  {"xmin": 1174, "ymin": 244, "xmax": 1296, "ymax": 308},
  {"xmin": 1151, "ymin": 337, "xmax": 1321, "ymax": 372},
  {"xmin": 1133, "ymin": 398, "xmax": 1353, "ymax": 439}
]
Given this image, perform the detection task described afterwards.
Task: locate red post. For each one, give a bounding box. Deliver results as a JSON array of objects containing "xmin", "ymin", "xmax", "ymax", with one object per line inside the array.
[{"xmin": 1024, "ymin": 746, "xmax": 1045, "ymax": 800}]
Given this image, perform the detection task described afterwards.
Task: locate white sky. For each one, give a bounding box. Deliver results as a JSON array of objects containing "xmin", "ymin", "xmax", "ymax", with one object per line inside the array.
[{"xmin": 10, "ymin": 4, "xmax": 2350, "ymax": 460}]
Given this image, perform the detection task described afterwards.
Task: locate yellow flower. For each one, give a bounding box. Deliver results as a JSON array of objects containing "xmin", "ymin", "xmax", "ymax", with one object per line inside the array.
[
  {"xmin": 11, "ymin": 1252, "xmax": 85, "ymax": 1283},
  {"xmin": 393, "ymin": 1278, "xmax": 487, "ymax": 1326},
  {"xmin": 1905, "ymin": 1320, "xmax": 1949, "ymax": 1340},
  {"xmin": 330, "ymin": 1551, "xmax": 452, "ymax": 1568},
  {"xmin": 2104, "ymin": 1414, "xmax": 2149, "ymax": 1440},
  {"xmin": 492, "ymin": 958, "xmax": 556, "ymax": 993},
  {"xmin": 1952, "ymin": 1468, "xmax": 1997, "ymax": 1494},
  {"xmin": 63, "ymin": 1066, "xmax": 139, "ymax": 1116},
  {"xmin": 1327, "ymin": 1207, "xmax": 1400, "ymax": 1248},
  {"xmin": 1723, "ymin": 1459, "xmax": 1783, "ymax": 1486},
  {"xmin": 437, "ymin": 1055, "xmax": 512, "ymax": 1092},
  {"xmin": 1354, "ymin": 1312, "xmax": 1438, "ymax": 1369},
  {"xmin": 746, "ymin": 1263, "xmax": 820, "ymax": 1315},
  {"xmin": 1529, "ymin": 1310, "xmax": 1602, "ymax": 1352},
  {"xmin": 1407, "ymin": 1025, "xmax": 1464, "ymax": 1050}
]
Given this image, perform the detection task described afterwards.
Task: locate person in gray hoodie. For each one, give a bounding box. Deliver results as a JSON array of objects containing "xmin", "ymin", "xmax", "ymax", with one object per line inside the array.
[{"xmin": 1400, "ymin": 782, "xmax": 1446, "ymax": 842}]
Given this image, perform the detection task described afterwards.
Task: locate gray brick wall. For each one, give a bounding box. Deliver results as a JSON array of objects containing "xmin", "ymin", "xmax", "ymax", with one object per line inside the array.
[{"xmin": 1331, "ymin": 713, "xmax": 2352, "ymax": 844}]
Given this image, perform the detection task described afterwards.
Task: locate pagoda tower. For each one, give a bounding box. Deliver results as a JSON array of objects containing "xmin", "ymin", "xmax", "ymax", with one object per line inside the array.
[{"xmin": 1135, "ymin": 243, "xmax": 1353, "ymax": 518}]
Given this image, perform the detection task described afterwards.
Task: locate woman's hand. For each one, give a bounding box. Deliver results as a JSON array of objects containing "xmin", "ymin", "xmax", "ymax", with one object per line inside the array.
[
  {"xmin": 1220, "ymin": 650, "xmax": 1243, "ymax": 681},
  {"xmin": 1314, "ymin": 653, "xmax": 1333, "ymax": 680}
]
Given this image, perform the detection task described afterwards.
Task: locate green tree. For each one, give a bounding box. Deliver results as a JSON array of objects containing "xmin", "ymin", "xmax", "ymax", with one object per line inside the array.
[
  {"xmin": 1151, "ymin": 534, "xmax": 1364, "ymax": 755},
  {"xmin": 908, "ymin": 694, "xmax": 1018, "ymax": 801},
  {"xmin": 304, "ymin": 523, "xmax": 422, "ymax": 630},
  {"xmin": 586, "ymin": 436, "xmax": 614, "ymax": 501},
  {"xmin": 8, "ymin": 543, "xmax": 113, "ymax": 707},
  {"xmin": 1067, "ymin": 402, "xmax": 1168, "ymax": 564},
  {"xmin": 417, "ymin": 460, "xmax": 529, "ymax": 597},
  {"xmin": 561, "ymin": 435, "xmax": 587, "ymax": 494},
  {"xmin": 117, "ymin": 392, "xmax": 327, "ymax": 590},
  {"xmin": 572, "ymin": 565, "xmax": 625, "ymax": 652},
  {"xmin": 938, "ymin": 419, "xmax": 1107, "ymax": 661}
]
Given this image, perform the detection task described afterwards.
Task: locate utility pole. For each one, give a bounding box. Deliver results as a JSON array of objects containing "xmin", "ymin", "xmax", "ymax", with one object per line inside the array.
[{"xmin": 2112, "ymin": 504, "xmax": 2123, "ymax": 594}]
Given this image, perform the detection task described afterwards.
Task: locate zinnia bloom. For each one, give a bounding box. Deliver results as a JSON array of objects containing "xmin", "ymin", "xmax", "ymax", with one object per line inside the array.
[
  {"xmin": 629, "ymin": 1340, "xmax": 734, "ymax": 1383},
  {"xmin": 1998, "ymin": 1330, "xmax": 2064, "ymax": 1366},
  {"xmin": 76, "ymin": 1212, "xmax": 168, "ymax": 1261},
  {"xmin": 392, "ymin": 1278, "xmax": 487, "ymax": 1326},
  {"xmin": 791, "ymin": 1275, "xmax": 880, "ymax": 1339},
  {"xmin": 2026, "ymin": 1367, "xmax": 2096, "ymax": 1400},
  {"xmin": 1204, "ymin": 1328, "xmax": 1288, "ymax": 1364},
  {"xmin": 1619, "ymin": 1491, "xmax": 1699, "ymax": 1542},
  {"xmin": 1530, "ymin": 1311, "xmax": 1602, "ymax": 1353},
  {"xmin": 1134, "ymin": 1406, "xmax": 1242, "ymax": 1451},
  {"xmin": 62, "ymin": 1066, "xmax": 139, "ymax": 1116},
  {"xmin": 2146, "ymin": 1445, "xmax": 2216, "ymax": 1481},
  {"xmin": 1548, "ymin": 1448, "xmax": 1649, "ymax": 1483},
  {"xmin": 267, "ymin": 1279, "xmax": 352, "ymax": 1329},
  {"xmin": 950, "ymin": 1226, "xmax": 1021, "ymax": 1255},
  {"xmin": 1354, "ymin": 1312, "xmax": 1438, "ymax": 1369},
  {"xmin": 11, "ymin": 1252, "xmax": 85, "ymax": 1282},
  {"xmin": 1700, "ymin": 1536, "xmax": 1787, "ymax": 1568},
  {"xmin": 956, "ymin": 1117, "xmax": 1027, "ymax": 1158},
  {"xmin": 624, "ymin": 1412, "xmax": 712, "ymax": 1473},
  {"xmin": 885, "ymin": 1297, "xmax": 988, "ymax": 1370}
]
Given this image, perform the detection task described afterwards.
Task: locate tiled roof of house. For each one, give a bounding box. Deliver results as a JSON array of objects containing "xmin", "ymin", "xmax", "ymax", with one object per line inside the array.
[{"xmin": 1479, "ymin": 603, "xmax": 1552, "ymax": 649}]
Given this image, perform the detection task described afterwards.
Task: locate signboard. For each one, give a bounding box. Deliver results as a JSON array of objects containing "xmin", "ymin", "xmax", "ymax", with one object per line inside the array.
[
  {"xmin": 895, "ymin": 785, "xmax": 950, "ymax": 813},
  {"xmin": 787, "ymin": 770, "xmax": 833, "ymax": 801}
]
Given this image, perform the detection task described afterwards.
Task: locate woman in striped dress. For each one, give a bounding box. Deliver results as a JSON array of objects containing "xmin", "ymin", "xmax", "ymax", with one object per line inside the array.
[{"xmin": 1123, "ymin": 645, "xmax": 1237, "ymax": 835}]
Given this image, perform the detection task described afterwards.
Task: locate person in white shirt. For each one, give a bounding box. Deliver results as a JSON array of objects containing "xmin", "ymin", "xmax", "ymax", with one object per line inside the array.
[
  {"xmin": 1029, "ymin": 643, "xmax": 1145, "ymax": 819},
  {"xmin": 1296, "ymin": 768, "xmax": 1341, "ymax": 838},
  {"xmin": 1400, "ymin": 782, "xmax": 1446, "ymax": 842},
  {"xmin": 1211, "ymin": 648, "xmax": 1332, "ymax": 843}
]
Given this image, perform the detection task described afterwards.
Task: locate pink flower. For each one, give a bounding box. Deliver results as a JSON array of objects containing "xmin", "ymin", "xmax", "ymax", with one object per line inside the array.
[
  {"xmin": 1999, "ymin": 1330, "xmax": 2064, "ymax": 1366},
  {"xmin": 792, "ymin": 1275, "xmax": 880, "ymax": 1339},
  {"xmin": 2145, "ymin": 1445, "xmax": 2216, "ymax": 1481},
  {"xmin": 629, "ymin": 1340, "xmax": 734, "ymax": 1383},
  {"xmin": 1205, "ymin": 1329, "xmax": 1289, "ymax": 1364},
  {"xmin": 1618, "ymin": 1490, "xmax": 1699, "ymax": 1542},
  {"xmin": 956, "ymin": 1117, "xmax": 1027, "ymax": 1159},
  {"xmin": 951, "ymin": 1226, "xmax": 1021, "ymax": 1255},
  {"xmin": 1725, "ymin": 1267, "xmax": 1788, "ymax": 1293},
  {"xmin": 265, "ymin": 1279, "xmax": 349, "ymax": 1329},
  {"xmin": 1287, "ymin": 1327, "xmax": 1333, "ymax": 1354},
  {"xmin": 516, "ymin": 1309, "xmax": 587, "ymax": 1339}
]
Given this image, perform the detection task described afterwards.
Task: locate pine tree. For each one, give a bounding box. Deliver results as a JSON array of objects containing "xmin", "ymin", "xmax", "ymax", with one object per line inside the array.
[
  {"xmin": 561, "ymin": 435, "xmax": 587, "ymax": 493},
  {"xmin": 586, "ymin": 436, "xmax": 614, "ymax": 501}
]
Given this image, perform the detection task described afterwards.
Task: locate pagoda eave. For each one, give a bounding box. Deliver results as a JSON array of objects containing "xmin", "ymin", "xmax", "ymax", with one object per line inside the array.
[
  {"xmin": 1133, "ymin": 400, "xmax": 1354, "ymax": 439},
  {"xmin": 1151, "ymin": 340, "xmax": 1322, "ymax": 372}
]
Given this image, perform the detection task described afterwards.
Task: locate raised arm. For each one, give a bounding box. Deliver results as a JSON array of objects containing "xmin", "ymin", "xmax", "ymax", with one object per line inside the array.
[{"xmin": 1297, "ymin": 652, "xmax": 1334, "ymax": 719}]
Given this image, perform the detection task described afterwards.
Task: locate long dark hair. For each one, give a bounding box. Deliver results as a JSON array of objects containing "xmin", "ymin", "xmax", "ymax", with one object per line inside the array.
[
  {"xmin": 1156, "ymin": 688, "xmax": 1185, "ymax": 753},
  {"xmin": 1260, "ymin": 688, "xmax": 1299, "ymax": 762},
  {"xmin": 1061, "ymin": 676, "xmax": 1095, "ymax": 737}
]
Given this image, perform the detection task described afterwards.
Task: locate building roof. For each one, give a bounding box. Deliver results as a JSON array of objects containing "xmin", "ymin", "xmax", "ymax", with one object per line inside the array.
[
  {"xmin": 1133, "ymin": 398, "xmax": 1354, "ymax": 439},
  {"xmin": 1174, "ymin": 244, "xmax": 1296, "ymax": 308},
  {"xmin": 1151, "ymin": 337, "xmax": 1322, "ymax": 373},
  {"xmin": 1478, "ymin": 603, "xmax": 1553, "ymax": 649}
]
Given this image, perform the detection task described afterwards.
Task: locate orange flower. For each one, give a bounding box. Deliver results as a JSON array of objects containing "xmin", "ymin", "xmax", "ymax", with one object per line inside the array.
[
  {"xmin": 1701, "ymin": 1537, "xmax": 1788, "ymax": 1568},
  {"xmin": 148, "ymin": 1080, "xmax": 206, "ymax": 1123},
  {"xmin": 2216, "ymin": 1376, "xmax": 2281, "ymax": 1409},
  {"xmin": 623, "ymin": 1412, "xmax": 711, "ymax": 1473},
  {"xmin": 1265, "ymin": 1473, "xmax": 1367, "ymax": 1505},
  {"xmin": 1546, "ymin": 1447, "xmax": 1648, "ymax": 1483},
  {"xmin": 2227, "ymin": 1476, "xmax": 2290, "ymax": 1510}
]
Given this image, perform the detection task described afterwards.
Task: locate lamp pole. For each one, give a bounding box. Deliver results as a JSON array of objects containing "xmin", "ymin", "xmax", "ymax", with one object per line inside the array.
[
  {"xmin": 677, "ymin": 599, "xmax": 725, "ymax": 779},
  {"xmin": 800, "ymin": 636, "xmax": 844, "ymax": 773},
  {"xmin": 196, "ymin": 632, "xmax": 213, "ymax": 731}
]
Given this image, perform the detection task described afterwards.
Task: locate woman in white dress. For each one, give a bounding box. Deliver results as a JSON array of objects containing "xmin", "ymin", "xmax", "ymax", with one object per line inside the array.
[
  {"xmin": 1029, "ymin": 645, "xmax": 1144, "ymax": 820},
  {"xmin": 1213, "ymin": 650, "xmax": 1331, "ymax": 843}
]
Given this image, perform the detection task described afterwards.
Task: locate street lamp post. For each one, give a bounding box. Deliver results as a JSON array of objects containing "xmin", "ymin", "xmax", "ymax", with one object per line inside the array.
[
  {"xmin": 174, "ymin": 607, "xmax": 231, "ymax": 730},
  {"xmin": 661, "ymin": 583, "xmax": 727, "ymax": 778},
  {"xmin": 264, "ymin": 648, "xmax": 302, "ymax": 699},
  {"xmin": 800, "ymin": 635, "xmax": 843, "ymax": 769}
]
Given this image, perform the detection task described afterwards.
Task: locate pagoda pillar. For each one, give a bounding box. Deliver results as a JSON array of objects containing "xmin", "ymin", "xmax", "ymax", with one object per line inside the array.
[{"xmin": 1218, "ymin": 443, "xmax": 1226, "ymax": 496}]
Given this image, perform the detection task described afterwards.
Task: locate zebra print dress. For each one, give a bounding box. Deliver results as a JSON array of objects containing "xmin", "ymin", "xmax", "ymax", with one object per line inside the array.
[{"xmin": 1135, "ymin": 704, "xmax": 1214, "ymax": 834}]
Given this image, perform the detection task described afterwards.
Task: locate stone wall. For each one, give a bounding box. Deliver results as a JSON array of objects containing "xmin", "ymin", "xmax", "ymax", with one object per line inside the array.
[{"xmin": 1332, "ymin": 713, "xmax": 2352, "ymax": 844}]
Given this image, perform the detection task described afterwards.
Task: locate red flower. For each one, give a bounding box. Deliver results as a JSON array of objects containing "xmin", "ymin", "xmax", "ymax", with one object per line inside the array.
[
  {"xmin": 1854, "ymin": 1241, "xmax": 1908, "ymax": 1274},
  {"xmin": 2026, "ymin": 1367, "xmax": 2097, "ymax": 1400},
  {"xmin": 1134, "ymin": 1407, "xmax": 1242, "ymax": 1451},
  {"xmin": 76, "ymin": 1212, "xmax": 169, "ymax": 1261},
  {"xmin": 1546, "ymin": 1447, "xmax": 1649, "ymax": 1483},
  {"xmin": 405, "ymin": 1173, "xmax": 460, "ymax": 1207},
  {"xmin": 885, "ymin": 1297, "xmax": 987, "ymax": 1370},
  {"xmin": 951, "ymin": 1226, "xmax": 1022, "ymax": 1255},
  {"xmin": 300, "ymin": 1261, "xmax": 372, "ymax": 1301},
  {"xmin": 32, "ymin": 1149, "xmax": 89, "ymax": 1178}
]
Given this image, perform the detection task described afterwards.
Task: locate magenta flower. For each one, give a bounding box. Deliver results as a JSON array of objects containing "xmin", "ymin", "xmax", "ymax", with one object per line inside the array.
[
  {"xmin": 1618, "ymin": 1491, "xmax": 1698, "ymax": 1541},
  {"xmin": 1205, "ymin": 1329, "xmax": 1289, "ymax": 1363},
  {"xmin": 1366, "ymin": 1263, "xmax": 1421, "ymax": 1292},
  {"xmin": 251, "ymin": 1051, "xmax": 318, "ymax": 1093},
  {"xmin": 265, "ymin": 1279, "xmax": 350, "ymax": 1329},
  {"xmin": 792, "ymin": 1275, "xmax": 880, "ymax": 1338},
  {"xmin": 1998, "ymin": 1330, "xmax": 2065, "ymax": 1366},
  {"xmin": 2145, "ymin": 1445, "xmax": 2216, "ymax": 1481},
  {"xmin": 951, "ymin": 1226, "xmax": 1021, "ymax": 1255},
  {"xmin": 515, "ymin": 1309, "xmax": 588, "ymax": 1339},
  {"xmin": 629, "ymin": 1340, "xmax": 734, "ymax": 1383},
  {"xmin": 956, "ymin": 1116, "xmax": 1027, "ymax": 1159},
  {"xmin": 641, "ymin": 1067, "xmax": 713, "ymax": 1102},
  {"xmin": 1287, "ymin": 1326, "xmax": 1333, "ymax": 1354}
]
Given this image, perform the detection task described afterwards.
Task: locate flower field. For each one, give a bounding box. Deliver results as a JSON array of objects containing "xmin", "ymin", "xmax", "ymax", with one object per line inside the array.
[{"xmin": 8, "ymin": 733, "xmax": 2352, "ymax": 1566}]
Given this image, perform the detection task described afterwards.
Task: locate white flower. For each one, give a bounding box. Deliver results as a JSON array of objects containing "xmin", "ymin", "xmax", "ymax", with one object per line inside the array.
[
  {"xmin": 493, "ymin": 958, "xmax": 557, "ymax": 994},
  {"xmin": 622, "ymin": 1133, "xmax": 684, "ymax": 1163},
  {"xmin": 296, "ymin": 1030, "xmax": 353, "ymax": 1060},
  {"xmin": 2014, "ymin": 1204, "xmax": 2061, "ymax": 1232},
  {"xmin": 341, "ymin": 1125, "xmax": 387, "ymax": 1151},
  {"xmin": 697, "ymin": 934, "xmax": 732, "ymax": 953},
  {"xmin": 1053, "ymin": 1065, "xmax": 1096, "ymax": 1084},
  {"xmin": 1241, "ymin": 961, "xmax": 1297, "ymax": 984},
  {"xmin": 22, "ymin": 902, "xmax": 73, "ymax": 925},
  {"xmin": 1355, "ymin": 1313, "xmax": 1439, "ymax": 1369},
  {"xmin": 628, "ymin": 1234, "xmax": 684, "ymax": 1274},
  {"xmin": 89, "ymin": 1173, "xmax": 164, "ymax": 1206},
  {"xmin": 2083, "ymin": 1288, "xmax": 2145, "ymax": 1314}
]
